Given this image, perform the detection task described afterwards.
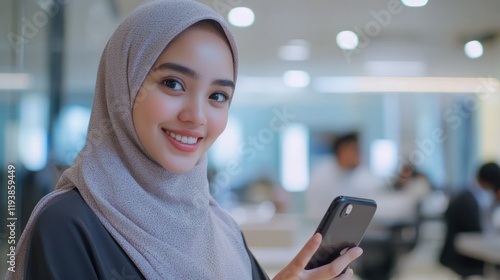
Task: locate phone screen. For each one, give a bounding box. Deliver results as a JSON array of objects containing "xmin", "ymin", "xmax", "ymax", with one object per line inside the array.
[{"xmin": 305, "ymin": 196, "xmax": 377, "ymax": 270}]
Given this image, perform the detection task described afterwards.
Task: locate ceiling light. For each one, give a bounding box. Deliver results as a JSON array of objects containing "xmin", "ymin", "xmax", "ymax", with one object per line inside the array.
[
  {"xmin": 228, "ymin": 7, "xmax": 255, "ymax": 27},
  {"xmin": 401, "ymin": 0, "xmax": 428, "ymax": 7},
  {"xmin": 283, "ymin": 70, "xmax": 310, "ymax": 88},
  {"xmin": 464, "ymin": 40, "xmax": 483, "ymax": 59},
  {"xmin": 278, "ymin": 39, "xmax": 310, "ymax": 61},
  {"xmin": 336, "ymin": 30, "xmax": 358, "ymax": 50}
]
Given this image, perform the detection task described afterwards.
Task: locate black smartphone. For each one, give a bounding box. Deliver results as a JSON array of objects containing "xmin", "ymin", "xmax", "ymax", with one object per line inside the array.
[{"xmin": 305, "ymin": 195, "xmax": 377, "ymax": 270}]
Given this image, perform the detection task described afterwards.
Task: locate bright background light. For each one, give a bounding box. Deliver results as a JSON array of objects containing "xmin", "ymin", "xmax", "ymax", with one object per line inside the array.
[
  {"xmin": 280, "ymin": 123, "xmax": 309, "ymax": 192},
  {"xmin": 210, "ymin": 116, "xmax": 243, "ymax": 168},
  {"xmin": 228, "ymin": 7, "xmax": 255, "ymax": 27},
  {"xmin": 336, "ymin": 30, "xmax": 359, "ymax": 50},
  {"xmin": 19, "ymin": 127, "xmax": 47, "ymax": 171},
  {"xmin": 370, "ymin": 139, "xmax": 398, "ymax": 177},
  {"xmin": 401, "ymin": 0, "xmax": 429, "ymax": 7},
  {"xmin": 464, "ymin": 40, "xmax": 483, "ymax": 59},
  {"xmin": 54, "ymin": 105, "xmax": 91, "ymax": 165},
  {"xmin": 283, "ymin": 70, "xmax": 310, "ymax": 88},
  {"xmin": 19, "ymin": 94, "xmax": 48, "ymax": 171}
]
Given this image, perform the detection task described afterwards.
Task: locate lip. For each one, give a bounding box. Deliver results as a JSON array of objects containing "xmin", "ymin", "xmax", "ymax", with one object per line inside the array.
[{"xmin": 162, "ymin": 128, "xmax": 203, "ymax": 153}]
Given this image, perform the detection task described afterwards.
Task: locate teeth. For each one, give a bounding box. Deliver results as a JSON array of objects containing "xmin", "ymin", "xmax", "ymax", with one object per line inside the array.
[{"xmin": 167, "ymin": 131, "xmax": 198, "ymax": 144}]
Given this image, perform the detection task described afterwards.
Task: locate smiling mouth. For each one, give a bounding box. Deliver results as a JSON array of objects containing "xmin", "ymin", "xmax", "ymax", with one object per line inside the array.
[{"xmin": 162, "ymin": 129, "xmax": 200, "ymax": 145}]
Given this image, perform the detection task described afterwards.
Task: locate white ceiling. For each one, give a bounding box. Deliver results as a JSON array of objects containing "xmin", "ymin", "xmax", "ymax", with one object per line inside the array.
[
  {"xmin": 59, "ymin": 0, "xmax": 500, "ymax": 97},
  {"xmin": 3, "ymin": 0, "xmax": 500, "ymax": 93},
  {"xmin": 117, "ymin": 0, "xmax": 500, "ymax": 79}
]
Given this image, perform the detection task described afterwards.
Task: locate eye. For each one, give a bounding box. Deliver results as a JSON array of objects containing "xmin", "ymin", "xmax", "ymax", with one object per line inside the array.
[
  {"xmin": 209, "ymin": 92, "xmax": 230, "ymax": 103},
  {"xmin": 161, "ymin": 78, "xmax": 183, "ymax": 91}
]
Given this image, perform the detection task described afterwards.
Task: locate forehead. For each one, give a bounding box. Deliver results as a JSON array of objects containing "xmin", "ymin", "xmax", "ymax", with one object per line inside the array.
[
  {"xmin": 151, "ymin": 23, "xmax": 234, "ymax": 76},
  {"xmin": 164, "ymin": 23, "xmax": 227, "ymax": 52},
  {"xmin": 340, "ymin": 141, "xmax": 359, "ymax": 151}
]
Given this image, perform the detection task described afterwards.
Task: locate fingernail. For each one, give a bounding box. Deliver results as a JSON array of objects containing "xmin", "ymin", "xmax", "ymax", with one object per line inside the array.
[
  {"xmin": 350, "ymin": 247, "xmax": 363, "ymax": 255},
  {"xmin": 312, "ymin": 232, "xmax": 321, "ymax": 243},
  {"xmin": 346, "ymin": 267, "xmax": 354, "ymax": 275}
]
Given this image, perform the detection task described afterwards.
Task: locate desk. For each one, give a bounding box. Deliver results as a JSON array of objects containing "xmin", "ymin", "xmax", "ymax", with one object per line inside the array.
[{"xmin": 455, "ymin": 233, "xmax": 500, "ymax": 279}]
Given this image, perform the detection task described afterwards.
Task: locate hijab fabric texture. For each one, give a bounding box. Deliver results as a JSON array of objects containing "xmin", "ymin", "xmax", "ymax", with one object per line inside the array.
[{"xmin": 8, "ymin": 0, "xmax": 253, "ymax": 279}]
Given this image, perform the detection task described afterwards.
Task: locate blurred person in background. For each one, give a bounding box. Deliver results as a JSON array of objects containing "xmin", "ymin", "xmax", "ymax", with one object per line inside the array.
[
  {"xmin": 372, "ymin": 163, "xmax": 433, "ymax": 224},
  {"xmin": 306, "ymin": 132, "xmax": 385, "ymax": 223},
  {"xmin": 439, "ymin": 162, "xmax": 500, "ymax": 278},
  {"xmin": 391, "ymin": 163, "xmax": 432, "ymax": 198},
  {"xmin": 489, "ymin": 180, "xmax": 500, "ymax": 234},
  {"xmin": 355, "ymin": 163, "xmax": 432, "ymax": 280},
  {"xmin": 244, "ymin": 177, "xmax": 290, "ymax": 213}
]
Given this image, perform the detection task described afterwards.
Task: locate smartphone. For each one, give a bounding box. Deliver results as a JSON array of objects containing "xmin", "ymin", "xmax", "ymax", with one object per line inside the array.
[{"xmin": 305, "ymin": 195, "xmax": 377, "ymax": 270}]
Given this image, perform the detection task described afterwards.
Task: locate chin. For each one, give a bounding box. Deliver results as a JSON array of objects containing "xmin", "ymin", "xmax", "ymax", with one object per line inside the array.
[{"xmin": 160, "ymin": 161, "xmax": 197, "ymax": 174}]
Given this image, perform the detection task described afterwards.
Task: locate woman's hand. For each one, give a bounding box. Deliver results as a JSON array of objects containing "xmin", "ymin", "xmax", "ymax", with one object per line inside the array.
[{"xmin": 272, "ymin": 233, "xmax": 363, "ymax": 280}]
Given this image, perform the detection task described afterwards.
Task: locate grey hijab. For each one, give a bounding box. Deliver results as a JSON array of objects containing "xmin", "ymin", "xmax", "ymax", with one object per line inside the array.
[{"xmin": 9, "ymin": 0, "xmax": 252, "ymax": 279}]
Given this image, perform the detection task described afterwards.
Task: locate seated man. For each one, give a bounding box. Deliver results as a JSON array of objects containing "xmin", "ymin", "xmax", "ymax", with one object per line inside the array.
[
  {"xmin": 439, "ymin": 162, "xmax": 500, "ymax": 277},
  {"xmin": 306, "ymin": 132, "xmax": 385, "ymax": 223}
]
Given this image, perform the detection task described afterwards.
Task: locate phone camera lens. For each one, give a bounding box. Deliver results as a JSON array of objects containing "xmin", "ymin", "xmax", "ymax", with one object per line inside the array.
[{"xmin": 343, "ymin": 204, "xmax": 353, "ymax": 217}]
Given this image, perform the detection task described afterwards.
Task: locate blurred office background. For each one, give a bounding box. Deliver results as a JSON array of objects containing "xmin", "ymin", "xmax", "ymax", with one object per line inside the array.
[{"xmin": 1, "ymin": 0, "xmax": 500, "ymax": 279}]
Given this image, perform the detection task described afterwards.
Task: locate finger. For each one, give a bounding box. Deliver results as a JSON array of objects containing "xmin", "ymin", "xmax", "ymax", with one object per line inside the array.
[
  {"xmin": 309, "ymin": 247, "xmax": 363, "ymax": 279},
  {"xmin": 288, "ymin": 233, "xmax": 322, "ymax": 272},
  {"xmin": 333, "ymin": 267, "xmax": 354, "ymax": 280},
  {"xmin": 332, "ymin": 247, "xmax": 362, "ymax": 274}
]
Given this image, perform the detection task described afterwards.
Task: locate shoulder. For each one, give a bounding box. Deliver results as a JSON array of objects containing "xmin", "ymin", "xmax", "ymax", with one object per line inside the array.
[
  {"xmin": 25, "ymin": 189, "xmax": 100, "ymax": 278},
  {"xmin": 26, "ymin": 189, "xmax": 144, "ymax": 279},
  {"xmin": 34, "ymin": 188, "xmax": 94, "ymax": 232},
  {"xmin": 310, "ymin": 157, "xmax": 336, "ymax": 179},
  {"xmin": 446, "ymin": 190, "xmax": 479, "ymax": 214},
  {"xmin": 452, "ymin": 190, "xmax": 476, "ymax": 204}
]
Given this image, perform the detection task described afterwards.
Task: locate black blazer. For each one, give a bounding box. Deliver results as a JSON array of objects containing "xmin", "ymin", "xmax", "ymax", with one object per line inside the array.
[
  {"xmin": 24, "ymin": 188, "xmax": 269, "ymax": 279},
  {"xmin": 439, "ymin": 189, "xmax": 484, "ymax": 277}
]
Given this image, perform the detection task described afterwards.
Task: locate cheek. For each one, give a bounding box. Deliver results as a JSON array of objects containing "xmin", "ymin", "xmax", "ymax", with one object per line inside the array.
[
  {"xmin": 137, "ymin": 93, "xmax": 176, "ymax": 125},
  {"xmin": 146, "ymin": 100, "xmax": 169, "ymax": 122},
  {"xmin": 133, "ymin": 87, "xmax": 149, "ymax": 112},
  {"xmin": 133, "ymin": 92, "xmax": 174, "ymax": 152},
  {"xmin": 208, "ymin": 109, "xmax": 229, "ymax": 139}
]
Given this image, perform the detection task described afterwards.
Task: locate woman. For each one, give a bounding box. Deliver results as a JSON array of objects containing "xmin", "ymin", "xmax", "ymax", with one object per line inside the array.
[{"xmin": 6, "ymin": 1, "xmax": 362, "ymax": 279}]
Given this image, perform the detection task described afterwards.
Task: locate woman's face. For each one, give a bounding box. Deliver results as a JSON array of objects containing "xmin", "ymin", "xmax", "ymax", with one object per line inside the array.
[{"xmin": 133, "ymin": 23, "xmax": 234, "ymax": 173}]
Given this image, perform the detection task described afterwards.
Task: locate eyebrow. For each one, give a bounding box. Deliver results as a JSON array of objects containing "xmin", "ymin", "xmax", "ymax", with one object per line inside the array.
[{"xmin": 153, "ymin": 62, "xmax": 235, "ymax": 90}]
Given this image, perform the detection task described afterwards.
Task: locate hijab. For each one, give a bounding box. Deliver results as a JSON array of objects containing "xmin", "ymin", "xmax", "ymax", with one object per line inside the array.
[{"xmin": 9, "ymin": 0, "xmax": 253, "ymax": 279}]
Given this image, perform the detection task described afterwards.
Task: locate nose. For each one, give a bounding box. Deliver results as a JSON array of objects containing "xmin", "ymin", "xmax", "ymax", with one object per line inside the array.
[{"xmin": 178, "ymin": 94, "xmax": 207, "ymax": 126}]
